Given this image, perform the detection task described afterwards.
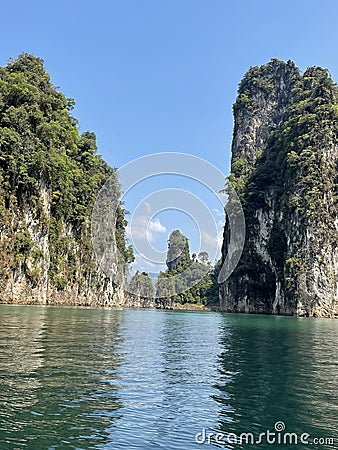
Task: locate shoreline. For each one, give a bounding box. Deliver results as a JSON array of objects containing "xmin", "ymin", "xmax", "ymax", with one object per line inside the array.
[
  {"xmin": 2, "ymin": 301, "xmax": 337, "ymax": 318},
  {"xmin": 0, "ymin": 300, "xmax": 212, "ymax": 312}
]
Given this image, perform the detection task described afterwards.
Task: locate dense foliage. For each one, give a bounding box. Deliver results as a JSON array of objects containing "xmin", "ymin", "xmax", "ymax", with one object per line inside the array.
[
  {"xmin": 128, "ymin": 271, "xmax": 154, "ymax": 305},
  {"xmin": 156, "ymin": 229, "xmax": 219, "ymax": 308},
  {"xmin": 225, "ymin": 59, "xmax": 338, "ymax": 309},
  {"xmin": 0, "ymin": 54, "xmax": 132, "ymax": 296}
]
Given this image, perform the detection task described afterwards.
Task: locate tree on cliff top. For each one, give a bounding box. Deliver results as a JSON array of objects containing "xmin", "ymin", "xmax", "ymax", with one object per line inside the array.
[
  {"xmin": 0, "ymin": 53, "xmax": 133, "ymax": 295},
  {"xmin": 156, "ymin": 229, "xmax": 219, "ymax": 308}
]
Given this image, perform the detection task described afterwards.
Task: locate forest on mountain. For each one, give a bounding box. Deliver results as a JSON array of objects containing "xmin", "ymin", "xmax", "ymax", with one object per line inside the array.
[
  {"xmin": 0, "ymin": 53, "xmax": 132, "ymax": 305},
  {"xmin": 221, "ymin": 59, "xmax": 338, "ymax": 317},
  {"xmin": 155, "ymin": 229, "xmax": 220, "ymax": 309}
]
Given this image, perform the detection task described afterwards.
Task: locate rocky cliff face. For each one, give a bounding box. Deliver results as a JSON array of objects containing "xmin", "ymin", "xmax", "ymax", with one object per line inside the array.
[
  {"xmin": 220, "ymin": 59, "xmax": 338, "ymax": 317},
  {"xmin": 0, "ymin": 54, "xmax": 130, "ymax": 306}
]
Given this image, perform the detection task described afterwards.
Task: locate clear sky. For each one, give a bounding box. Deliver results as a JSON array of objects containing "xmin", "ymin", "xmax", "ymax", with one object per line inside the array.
[{"xmin": 1, "ymin": 0, "xmax": 338, "ymax": 272}]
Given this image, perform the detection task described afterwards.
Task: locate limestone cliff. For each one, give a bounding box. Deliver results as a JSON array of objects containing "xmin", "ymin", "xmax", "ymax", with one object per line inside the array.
[
  {"xmin": 0, "ymin": 54, "xmax": 132, "ymax": 306},
  {"xmin": 220, "ymin": 59, "xmax": 338, "ymax": 317}
]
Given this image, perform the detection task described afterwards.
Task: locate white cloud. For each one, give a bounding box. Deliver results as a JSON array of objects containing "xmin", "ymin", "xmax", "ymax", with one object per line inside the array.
[
  {"xmin": 132, "ymin": 253, "xmax": 166, "ymax": 273},
  {"xmin": 144, "ymin": 201, "xmax": 151, "ymax": 213},
  {"xmin": 127, "ymin": 215, "xmax": 167, "ymax": 244},
  {"xmin": 202, "ymin": 231, "xmax": 220, "ymax": 248},
  {"xmin": 201, "ymin": 229, "xmax": 223, "ymax": 262},
  {"xmin": 212, "ymin": 207, "xmax": 224, "ymax": 218},
  {"xmin": 148, "ymin": 218, "xmax": 167, "ymax": 234}
]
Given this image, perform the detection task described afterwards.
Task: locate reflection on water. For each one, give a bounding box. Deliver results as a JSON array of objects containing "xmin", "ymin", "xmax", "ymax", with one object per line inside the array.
[
  {"xmin": 0, "ymin": 306, "xmax": 124, "ymax": 449},
  {"xmin": 105, "ymin": 309, "xmax": 222, "ymax": 450},
  {"xmin": 0, "ymin": 306, "xmax": 337, "ymax": 450},
  {"xmin": 0, "ymin": 306, "xmax": 45, "ymax": 414},
  {"xmin": 214, "ymin": 315, "xmax": 338, "ymax": 449}
]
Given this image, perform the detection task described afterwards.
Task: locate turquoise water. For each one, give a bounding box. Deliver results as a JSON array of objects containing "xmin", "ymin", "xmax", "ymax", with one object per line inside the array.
[{"xmin": 0, "ymin": 305, "xmax": 337, "ymax": 449}]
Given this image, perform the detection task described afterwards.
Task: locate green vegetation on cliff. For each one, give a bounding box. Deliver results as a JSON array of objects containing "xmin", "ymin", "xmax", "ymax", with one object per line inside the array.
[
  {"xmin": 156, "ymin": 229, "xmax": 219, "ymax": 308},
  {"xmin": 0, "ymin": 54, "xmax": 132, "ymax": 303},
  {"xmin": 127, "ymin": 271, "xmax": 154, "ymax": 307},
  {"xmin": 222, "ymin": 59, "xmax": 338, "ymax": 316}
]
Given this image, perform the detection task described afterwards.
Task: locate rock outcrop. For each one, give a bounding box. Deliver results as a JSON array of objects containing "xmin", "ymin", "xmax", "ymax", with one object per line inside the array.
[
  {"xmin": 220, "ymin": 59, "xmax": 338, "ymax": 317},
  {"xmin": 0, "ymin": 54, "xmax": 131, "ymax": 306}
]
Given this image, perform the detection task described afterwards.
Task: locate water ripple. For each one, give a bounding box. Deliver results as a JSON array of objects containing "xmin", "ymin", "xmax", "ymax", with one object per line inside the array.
[{"xmin": 0, "ymin": 306, "xmax": 337, "ymax": 449}]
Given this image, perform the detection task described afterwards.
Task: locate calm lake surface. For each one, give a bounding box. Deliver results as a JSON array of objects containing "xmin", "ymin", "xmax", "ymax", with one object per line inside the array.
[{"xmin": 0, "ymin": 305, "xmax": 337, "ymax": 450}]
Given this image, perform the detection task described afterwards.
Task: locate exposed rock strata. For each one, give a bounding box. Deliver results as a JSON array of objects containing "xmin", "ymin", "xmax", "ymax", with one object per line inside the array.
[{"xmin": 220, "ymin": 59, "xmax": 338, "ymax": 317}]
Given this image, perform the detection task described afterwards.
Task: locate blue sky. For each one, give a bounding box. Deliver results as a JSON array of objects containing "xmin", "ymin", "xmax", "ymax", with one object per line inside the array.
[{"xmin": 1, "ymin": 0, "xmax": 338, "ymax": 272}]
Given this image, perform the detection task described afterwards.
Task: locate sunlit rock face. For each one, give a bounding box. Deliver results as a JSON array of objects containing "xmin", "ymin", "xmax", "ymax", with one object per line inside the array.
[
  {"xmin": 220, "ymin": 59, "xmax": 338, "ymax": 317},
  {"xmin": 0, "ymin": 54, "xmax": 127, "ymax": 306}
]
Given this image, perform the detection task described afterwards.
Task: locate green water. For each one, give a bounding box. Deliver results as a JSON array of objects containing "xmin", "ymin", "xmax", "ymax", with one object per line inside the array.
[{"xmin": 0, "ymin": 305, "xmax": 337, "ymax": 449}]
